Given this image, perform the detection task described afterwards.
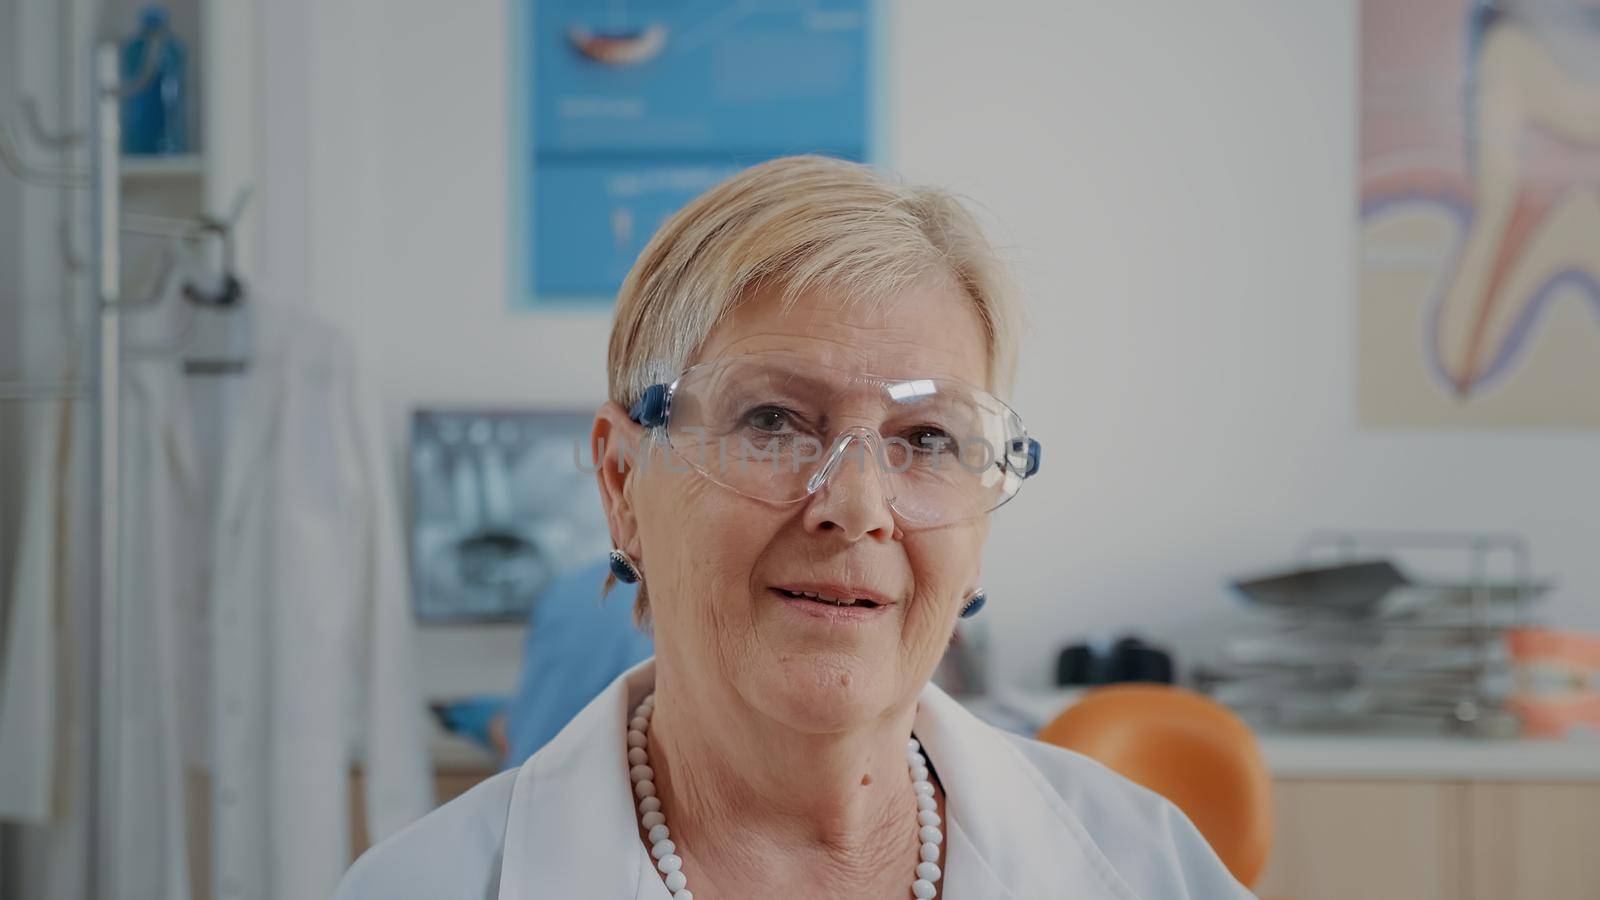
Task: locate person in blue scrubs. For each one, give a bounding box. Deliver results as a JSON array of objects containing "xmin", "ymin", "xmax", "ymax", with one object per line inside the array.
[{"xmin": 435, "ymin": 557, "xmax": 652, "ymax": 767}]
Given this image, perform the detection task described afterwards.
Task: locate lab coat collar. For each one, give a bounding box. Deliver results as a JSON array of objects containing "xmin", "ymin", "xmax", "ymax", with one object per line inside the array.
[{"xmin": 498, "ymin": 659, "xmax": 1133, "ymax": 899}]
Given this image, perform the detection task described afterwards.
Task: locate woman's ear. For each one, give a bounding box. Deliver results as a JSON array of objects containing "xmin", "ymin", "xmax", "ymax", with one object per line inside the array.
[{"xmin": 593, "ymin": 401, "xmax": 645, "ymax": 561}]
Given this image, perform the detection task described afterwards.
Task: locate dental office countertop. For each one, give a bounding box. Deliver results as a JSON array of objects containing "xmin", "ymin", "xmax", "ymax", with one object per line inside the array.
[
  {"xmin": 1246, "ymin": 732, "xmax": 1600, "ymax": 781},
  {"xmin": 423, "ymin": 687, "xmax": 1600, "ymax": 783},
  {"xmin": 978, "ymin": 687, "xmax": 1600, "ymax": 782}
]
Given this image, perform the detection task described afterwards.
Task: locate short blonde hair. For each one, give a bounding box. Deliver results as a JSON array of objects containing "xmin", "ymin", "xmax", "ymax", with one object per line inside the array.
[{"xmin": 602, "ymin": 154, "xmax": 1025, "ymax": 624}]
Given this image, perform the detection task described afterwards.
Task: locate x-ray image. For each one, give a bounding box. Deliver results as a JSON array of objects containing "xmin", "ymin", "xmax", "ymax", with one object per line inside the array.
[{"xmin": 409, "ymin": 409, "xmax": 610, "ymax": 622}]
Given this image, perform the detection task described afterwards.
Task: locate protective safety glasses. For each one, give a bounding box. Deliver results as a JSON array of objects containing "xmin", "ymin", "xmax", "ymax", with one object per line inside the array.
[{"xmin": 626, "ymin": 354, "xmax": 1042, "ymax": 528}]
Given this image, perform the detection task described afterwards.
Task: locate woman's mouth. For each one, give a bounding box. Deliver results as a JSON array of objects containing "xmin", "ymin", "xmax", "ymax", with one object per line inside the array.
[
  {"xmin": 769, "ymin": 584, "xmax": 893, "ymax": 623},
  {"xmin": 773, "ymin": 587, "xmax": 881, "ymax": 609}
]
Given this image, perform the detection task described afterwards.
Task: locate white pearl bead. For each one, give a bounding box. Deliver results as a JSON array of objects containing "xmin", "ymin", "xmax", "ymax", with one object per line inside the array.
[
  {"xmin": 920, "ymin": 842, "xmax": 940, "ymax": 862},
  {"xmin": 627, "ymin": 730, "xmax": 647, "ymax": 749},
  {"xmin": 917, "ymin": 861, "xmax": 941, "ymax": 882},
  {"xmin": 630, "ymin": 765, "xmax": 654, "ymax": 783},
  {"xmin": 912, "ymin": 878, "xmax": 937, "ymax": 899},
  {"xmin": 628, "ymin": 748, "xmax": 648, "ymax": 766},
  {"xmin": 634, "ymin": 780, "xmax": 656, "ymax": 799},
  {"xmin": 664, "ymin": 870, "xmax": 687, "ymax": 892},
  {"xmin": 909, "ymin": 751, "xmax": 926, "ymax": 767},
  {"xmin": 630, "ymin": 716, "xmax": 649, "ymax": 731},
  {"xmin": 913, "ymin": 781, "xmax": 935, "ymax": 796},
  {"xmin": 642, "ymin": 810, "xmax": 665, "ymax": 829},
  {"xmin": 651, "ymin": 839, "xmax": 675, "ymax": 860},
  {"xmin": 919, "ymin": 825, "xmax": 943, "ymax": 845},
  {"xmin": 911, "ymin": 765, "xmax": 929, "ymax": 782},
  {"xmin": 639, "ymin": 796, "xmax": 661, "ymax": 813},
  {"xmin": 907, "ymin": 738, "xmax": 920, "ymax": 753},
  {"xmin": 918, "ymin": 810, "xmax": 941, "ymax": 827},
  {"xmin": 916, "ymin": 794, "xmax": 937, "ymax": 811},
  {"xmin": 657, "ymin": 854, "xmax": 683, "ymax": 873},
  {"xmin": 673, "ymin": 891, "xmax": 693, "ymax": 900},
  {"xmin": 648, "ymin": 823, "xmax": 670, "ymax": 844}
]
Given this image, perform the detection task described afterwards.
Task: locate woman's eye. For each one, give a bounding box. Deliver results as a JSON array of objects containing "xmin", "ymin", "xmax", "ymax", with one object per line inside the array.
[
  {"xmin": 743, "ymin": 406, "xmax": 797, "ymax": 433},
  {"xmin": 906, "ymin": 426, "xmax": 954, "ymax": 451}
]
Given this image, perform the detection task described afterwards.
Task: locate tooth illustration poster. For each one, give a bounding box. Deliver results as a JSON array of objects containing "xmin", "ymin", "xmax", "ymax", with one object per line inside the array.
[
  {"xmin": 512, "ymin": 0, "xmax": 876, "ymax": 308},
  {"xmin": 1358, "ymin": 0, "xmax": 1600, "ymax": 426}
]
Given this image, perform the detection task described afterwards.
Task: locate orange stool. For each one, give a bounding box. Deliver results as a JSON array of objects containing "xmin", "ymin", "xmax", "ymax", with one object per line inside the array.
[{"xmin": 1036, "ymin": 684, "xmax": 1273, "ymax": 888}]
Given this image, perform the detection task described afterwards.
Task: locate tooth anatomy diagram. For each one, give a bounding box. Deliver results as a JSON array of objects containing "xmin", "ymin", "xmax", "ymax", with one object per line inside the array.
[{"xmin": 1359, "ymin": 1, "xmax": 1600, "ymax": 425}]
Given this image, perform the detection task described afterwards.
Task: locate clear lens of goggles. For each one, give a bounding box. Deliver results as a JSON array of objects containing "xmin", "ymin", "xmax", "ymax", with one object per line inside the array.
[{"xmin": 628, "ymin": 356, "xmax": 1041, "ymax": 527}]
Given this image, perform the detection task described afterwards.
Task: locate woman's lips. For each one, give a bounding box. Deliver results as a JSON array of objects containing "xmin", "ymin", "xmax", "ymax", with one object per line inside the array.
[
  {"xmin": 769, "ymin": 587, "xmax": 892, "ymax": 622},
  {"xmin": 769, "ymin": 582, "xmax": 894, "ymax": 607}
]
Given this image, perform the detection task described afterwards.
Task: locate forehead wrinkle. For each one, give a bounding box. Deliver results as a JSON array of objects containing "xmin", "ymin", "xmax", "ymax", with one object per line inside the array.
[
  {"xmin": 705, "ymin": 329, "xmax": 972, "ymax": 383},
  {"xmin": 695, "ymin": 280, "xmax": 989, "ymax": 386}
]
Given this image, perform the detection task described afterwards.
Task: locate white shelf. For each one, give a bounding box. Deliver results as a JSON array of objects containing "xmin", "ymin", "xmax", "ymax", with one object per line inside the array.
[{"xmin": 120, "ymin": 154, "xmax": 204, "ymax": 179}]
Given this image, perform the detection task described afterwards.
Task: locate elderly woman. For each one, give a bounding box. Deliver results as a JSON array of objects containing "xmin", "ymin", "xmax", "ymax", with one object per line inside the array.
[{"xmin": 337, "ymin": 156, "xmax": 1249, "ymax": 899}]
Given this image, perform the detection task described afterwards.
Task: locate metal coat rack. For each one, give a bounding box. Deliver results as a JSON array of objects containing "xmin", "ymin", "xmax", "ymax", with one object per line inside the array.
[
  {"xmin": 0, "ymin": 38, "xmax": 252, "ymax": 895},
  {"xmin": 1, "ymin": 91, "xmax": 252, "ymax": 400}
]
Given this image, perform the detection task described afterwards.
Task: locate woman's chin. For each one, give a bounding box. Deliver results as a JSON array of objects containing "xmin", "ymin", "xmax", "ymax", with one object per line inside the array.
[{"xmin": 748, "ymin": 654, "xmax": 899, "ymax": 733}]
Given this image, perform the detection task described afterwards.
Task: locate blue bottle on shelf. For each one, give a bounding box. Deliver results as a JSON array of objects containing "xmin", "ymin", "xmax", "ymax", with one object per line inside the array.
[{"xmin": 121, "ymin": 5, "xmax": 189, "ymax": 155}]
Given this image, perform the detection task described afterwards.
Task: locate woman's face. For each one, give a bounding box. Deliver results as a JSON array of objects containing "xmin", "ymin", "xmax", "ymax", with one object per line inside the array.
[{"xmin": 602, "ymin": 277, "xmax": 991, "ymax": 734}]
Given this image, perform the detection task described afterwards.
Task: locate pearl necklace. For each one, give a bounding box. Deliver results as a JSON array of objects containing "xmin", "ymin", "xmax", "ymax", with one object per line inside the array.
[{"xmin": 626, "ymin": 692, "xmax": 945, "ymax": 899}]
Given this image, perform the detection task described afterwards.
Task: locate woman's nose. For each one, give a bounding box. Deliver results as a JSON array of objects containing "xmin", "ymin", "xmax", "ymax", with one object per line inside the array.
[{"xmin": 800, "ymin": 429, "xmax": 897, "ymax": 541}]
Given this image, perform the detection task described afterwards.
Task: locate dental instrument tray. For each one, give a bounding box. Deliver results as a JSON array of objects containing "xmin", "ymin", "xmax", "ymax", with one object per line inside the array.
[
  {"xmin": 1230, "ymin": 559, "xmax": 1410, "ymax": 618},
  {"xmin": 1203, "ymin": 530, "xmax": 1551, "ymax": 737}
]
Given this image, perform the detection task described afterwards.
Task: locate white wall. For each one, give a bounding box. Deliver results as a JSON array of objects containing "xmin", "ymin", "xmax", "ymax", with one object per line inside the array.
[{"xmin": 275, "ymin": 0, "xmax": 1600, "ymax": 694}]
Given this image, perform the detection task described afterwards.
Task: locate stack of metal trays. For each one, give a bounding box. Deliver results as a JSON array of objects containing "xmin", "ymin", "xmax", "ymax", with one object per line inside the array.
[{"xmin": 1198, "ymin": 532, "xmax": 1551, "ymax": 737}]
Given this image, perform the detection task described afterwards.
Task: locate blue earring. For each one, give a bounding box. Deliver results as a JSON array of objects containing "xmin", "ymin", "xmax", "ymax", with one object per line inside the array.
[
  {"xmin": 960, "ymin": 589, "xmax": 987, "ymax": 619},
  {"xmin": 608, "ymin": 548, "xmax": 642, "ymax": 584}
]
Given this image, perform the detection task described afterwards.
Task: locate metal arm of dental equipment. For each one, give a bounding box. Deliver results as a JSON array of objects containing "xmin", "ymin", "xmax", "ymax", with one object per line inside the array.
[
  {"xmin": 1, "ymin": 29, "xmax": 190, "ymax": 187},
  {"xmin": 11, "ymin": 26, "xmax": 168, "ymax": 154},
  {"xmin": 121, "ymin": 187, "xmax": 251, "ymax": 307},
  {"xmin": 120, "ymin": 189, "xmax": 254, "ymax": 371},
  {"xmin": 0, "ymin": 119, "xmax": 87, "ymax": 187},
  {"xmin": 2, "ymin": 191, "xmax": 255, "ymax": 399},
  {"xmin": 20, "ymin": 95, "xmax": 85, "ymax": 149},
  {"xmin": 184, "ymin": 186, "xmax": 250, "ymax": 309}
]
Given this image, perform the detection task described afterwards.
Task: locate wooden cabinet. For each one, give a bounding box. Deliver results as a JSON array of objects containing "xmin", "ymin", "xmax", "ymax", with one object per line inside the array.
[
  {"xmin": 1254, "ymin": 780, "xmax": 1467, "ymax": 900},
  {"xmin": 1462, "ymin": 782, "xmax": 1600, "ymax": 899},
  {"xmin": 1254, "ymin": 780, "xmax": 1600, "ymax": 900}
]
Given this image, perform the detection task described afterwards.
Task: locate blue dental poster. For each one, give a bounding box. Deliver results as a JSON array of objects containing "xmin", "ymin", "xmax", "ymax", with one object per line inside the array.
[{"xmin": 511, "ymin": 0, "xmax": 878, "ymax": 307}]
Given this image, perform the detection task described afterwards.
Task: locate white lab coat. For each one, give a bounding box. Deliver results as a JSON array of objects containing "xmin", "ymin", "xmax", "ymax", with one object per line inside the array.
[
  {"xmin": 0, "ymin": 398, "xmax": 74, "ymax": 822},
  {"xmin": 0, "ymin": 396, "xmax": 92, "ymax": 900},
  {"xmin": 5, "ymin": 302, "xmax": 433, "ymax": 900},
  {"xmin": 115, "ymin": 346, "xmax": 200, "ymax": 900},
  {"xmin": 202, "ymin": 304, "xmax": 434, "ymax": 900},
  {"xmin": 336, "ymin": 658, "xmax": 1254, "ymax": 899}
]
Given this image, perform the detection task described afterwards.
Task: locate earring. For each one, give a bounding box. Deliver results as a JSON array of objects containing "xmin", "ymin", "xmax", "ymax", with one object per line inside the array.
[
  {"xmin": 959, "ymin": 588, "xmax": 987, "ymax": 619},
  {"xmin": 608, "ymin": 548, "xmax": 642, "ymax": 584}
]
